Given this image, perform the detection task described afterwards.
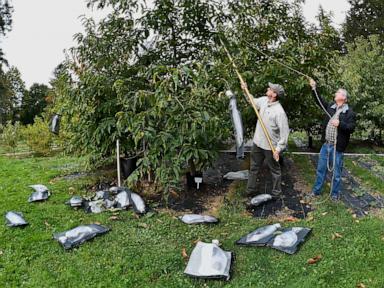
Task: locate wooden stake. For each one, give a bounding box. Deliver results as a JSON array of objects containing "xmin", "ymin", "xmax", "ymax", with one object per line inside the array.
[{"xmin": 117, "ymin": 139, "xmax": 121, "ymax": 187}]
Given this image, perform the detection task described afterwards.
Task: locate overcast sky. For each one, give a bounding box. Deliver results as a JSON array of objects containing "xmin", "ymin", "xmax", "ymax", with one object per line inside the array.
[{"xmin": 2, "ymin": 0, "xmax": 350, "ymax": 88}]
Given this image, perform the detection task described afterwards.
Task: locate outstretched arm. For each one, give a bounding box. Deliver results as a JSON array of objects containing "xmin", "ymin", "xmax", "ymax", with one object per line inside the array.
[
  {"xmin": 309, "ymin": 79, "xmax": 330, "ymax": 112},
  {"xmin": 241, "ymin": 81, "xmax": 266, "ymax": 109}
]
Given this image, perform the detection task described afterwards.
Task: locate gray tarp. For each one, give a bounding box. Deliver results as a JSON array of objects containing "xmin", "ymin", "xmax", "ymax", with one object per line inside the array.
[
  {"xmin": 5, "ymin": 211, "xmax": 28, "ymax": 227},
  {"xmin": 53, "ymin": 224, "xmax": 109, "ymax": 250}
]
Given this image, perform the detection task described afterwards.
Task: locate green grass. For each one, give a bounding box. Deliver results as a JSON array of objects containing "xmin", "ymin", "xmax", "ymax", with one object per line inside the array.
[
  {"xmin": 0, "ymin": 141, "xmax": 30, "ymax": 155},
  {"xmin": 1, "ymin": 154, "xmax": 384, "ymax": 287}
]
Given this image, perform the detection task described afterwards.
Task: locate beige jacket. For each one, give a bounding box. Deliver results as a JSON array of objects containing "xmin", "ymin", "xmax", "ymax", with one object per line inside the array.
[{"xmin": 252, "ymin": 96, "xmax": 289, "ymax": 152}]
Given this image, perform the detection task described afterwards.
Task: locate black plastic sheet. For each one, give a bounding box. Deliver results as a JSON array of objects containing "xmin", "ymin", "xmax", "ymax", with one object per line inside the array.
[
  {"xmin": 269, "ymin": 227, "xmax": 311, "ymax": 254},
  {"xmin": 236, "ymin": 224, "xmax": 311, "ymax": 254}
]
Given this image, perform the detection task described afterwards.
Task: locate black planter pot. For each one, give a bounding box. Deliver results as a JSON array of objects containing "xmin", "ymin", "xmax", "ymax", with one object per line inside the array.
[
  {"xmin": 120, "ymin": 157, "xmax": 137, "ymax": 180},
  {"xmin": 186, "ymin": 171, "xmax": 203, "ymax": 188}
]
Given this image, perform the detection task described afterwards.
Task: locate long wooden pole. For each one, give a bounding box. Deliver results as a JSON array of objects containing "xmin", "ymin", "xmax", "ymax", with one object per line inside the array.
[{"xmin": 220, "ymin": 38, "xmax": 276, "ymax": 155}]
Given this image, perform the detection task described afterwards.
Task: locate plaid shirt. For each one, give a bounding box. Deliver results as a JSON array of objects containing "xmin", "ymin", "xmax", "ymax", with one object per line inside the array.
[{"xmin": 325, "ymin": 105, "xmax": 345, "ymax": 143}]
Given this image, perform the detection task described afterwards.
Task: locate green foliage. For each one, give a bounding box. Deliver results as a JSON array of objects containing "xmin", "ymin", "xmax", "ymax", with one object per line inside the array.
[
  {"xmin": 0, "ymin": 120, "xmax": 20, "ymax": 153},
  {"xmin": 339, "ymin": 35, "xmax": 384, "ymax": 143},
  {"xmin": 116, "ymin": 63, "xmax": 230, "ymax": 192},
  {"xmin": 0, "ymin": 0, "xmax": 12, "ymax": 36},
  {"xmin": 20, "ymin": 83, "xmax": 50, "ymax": 125},
  {"xmin": 343, "ymin": 0, "xmax": 384, "ymax": 43},
  {"xmin": 23, "ymin": 116, "xmax": 53, "ymax": 156},
  {"xmin": 53, "ymin": 0, "xmax": 344, "ymax": 195},
  {"xmin": 223, "ymin": 4, "xmax": 341, "ymax": 137},
  {"xmin": 0, "ymin": 0, "xmax": 12, "ymax": 67},
  {"xmin": 0, "ymin": 67, "xmax": 26, "ymax": 125}
]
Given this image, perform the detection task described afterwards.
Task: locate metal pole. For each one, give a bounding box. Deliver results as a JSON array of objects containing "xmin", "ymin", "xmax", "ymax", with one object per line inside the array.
[{"xmin": 116, "ymin": 139, "xmax": 121, "ymax": 187}]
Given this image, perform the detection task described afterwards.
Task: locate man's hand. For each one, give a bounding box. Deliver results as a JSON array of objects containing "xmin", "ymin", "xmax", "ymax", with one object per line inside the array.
[
  {"xmin": 240, "ymin": 81, "xmax": 248, "ymax": 91},
  {"xmin": 331, "ymin": 119, "xmax": 340, "ymax": 127},
  {"xmin": 309, "ymin": 78, "xmax": 317, "ymax": 90},
  {"xmin": 273, "ymin": 150, "xmax": 280, "ymax": 162}
]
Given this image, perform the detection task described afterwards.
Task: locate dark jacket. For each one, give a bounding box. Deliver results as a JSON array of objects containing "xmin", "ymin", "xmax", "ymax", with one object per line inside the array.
[{"xmin": 312, "ymin": 89, "xmax": 356, "ymax": 152}]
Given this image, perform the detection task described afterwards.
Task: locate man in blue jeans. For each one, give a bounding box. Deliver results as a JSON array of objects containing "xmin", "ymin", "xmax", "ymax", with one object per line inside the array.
[{"xmin": 309, "ymin": 79, "xmax": 356, "ymax": 201}]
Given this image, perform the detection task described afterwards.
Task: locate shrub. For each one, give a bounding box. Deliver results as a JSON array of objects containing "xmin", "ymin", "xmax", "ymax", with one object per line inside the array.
[
  {"xmin": 23, "ymin": 117, "xmax": 53, "ymax": 156},
  {"xmin": 0, "ymin": 121, "xmax": 21, "ymax": 153}
]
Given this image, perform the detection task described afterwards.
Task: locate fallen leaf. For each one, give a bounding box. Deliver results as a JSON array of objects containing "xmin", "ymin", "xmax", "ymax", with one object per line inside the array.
[
  {"xmin": 182, "ymin": 248, "xmax": 189, "ymax": 260},
  {"xmin": 357, "ymin": 283, "xmax": 366, "ymax": 288},
  {"xmin": 0, "ymin": 250, "xmax": 3, "ymax": 256},
  {"xmin": 108, "ymin": 216, "xmax": 119, "ymax": 221},
  {"xmin": 138, "ymin": 223, "xmax": 148, "ymax": 229},
  {"xmin": 44, "ymin": 221, "xmax": 51, "ymax": 227},
  {"xmin": 193, "ymin": 238, "xmax": 201, "ymax": 244},
  {"xmin": 284, "ymin": 216, "xmax": 299, "ymax": 222},
  {"xmin": 306, "ymin": 216, "xmax": 314, "ymax": 222},
  {"xmin": 145, "ymin": 212, "xmax": 155, "ymax": 218},
  {"xmin": 352, "ymin": 214, "xmax": 357, "ymax": 219},
  {"xmin": 321, "ymin": 212, "xmax": 328, "ymax": 216},
  {"xmin": 170, "ymin": 190, "xmax": 179, "ymax": 198},
  {"xmin": 94, "ymin": 221, "xmax": 101, "ymax": 225},
  {"xmin": 355, "ymin": 220, "xmax": 360, "ymax": 223},
  {"xmin": 307, "ymin": 255, "xmax": 322, "ymax": 265},
  {"xmin": 332, "ymin": 233, "xmax": 343, "ymax": 240}
]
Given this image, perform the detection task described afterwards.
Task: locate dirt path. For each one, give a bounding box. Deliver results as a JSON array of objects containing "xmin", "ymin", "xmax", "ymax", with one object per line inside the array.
[
  {"xmin": 159, "ymin": 152, "xmax": 312, "ymax": 219},
  {"xmin": 246, "ymin": 157, "xmax": 312, "ymax": 219}
]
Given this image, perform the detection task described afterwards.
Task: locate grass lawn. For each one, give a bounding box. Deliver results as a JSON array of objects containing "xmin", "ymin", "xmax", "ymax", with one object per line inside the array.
[
  {"xmin": 0, "ymin": 141, "xmax": 30, "ymax": 155},
  {"xmin": 1, "ymin": 153, "xmax": 384, "ymax": 287}
]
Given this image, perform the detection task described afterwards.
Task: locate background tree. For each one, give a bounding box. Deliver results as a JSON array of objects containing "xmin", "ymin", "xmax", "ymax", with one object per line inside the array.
[
  {"xmin": 343, "ymin": 0, "xmax": 384, "ymax": 43},
  {"xmin": 0, "ymin": 0, "xmax": 12, "ymax": 67},
  {"xmin": 0, "ymin": 0, "xmax": 13, "ymax": 124},
  {"xmin": 20, "ymin": 83, "xmax": 49, "ymax": 125},
  {"xmin": 339, "ymin": 35, "xmax": 384, "ymax": 144},
  {"xmin": 4, "ymin": 66, "xmax": 26, "ymax": 121}
]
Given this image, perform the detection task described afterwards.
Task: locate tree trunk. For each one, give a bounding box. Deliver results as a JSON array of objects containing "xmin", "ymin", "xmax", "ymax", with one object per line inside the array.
[
  {"xmin": 307, "ymin": 129, "xmax": 313, "ymax": 149},
  {"xmin": 188, "ymin": 159, "xmax": 196, "ymax": 176}
]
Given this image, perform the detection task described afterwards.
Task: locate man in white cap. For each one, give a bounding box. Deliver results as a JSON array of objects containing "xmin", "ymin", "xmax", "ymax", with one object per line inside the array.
[
  {"xmin": 242, "ymin": 82, "xmax": 290, "ymax": 198},
  {"xmin": 309, "ymin": 79, "xmax": 356, "ymax": 201}
]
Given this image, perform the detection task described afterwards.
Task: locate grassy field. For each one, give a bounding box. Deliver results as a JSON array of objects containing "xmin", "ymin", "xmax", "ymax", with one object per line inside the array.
[{"xmin": 1, "ymin": 152, "xmax": 384, "ymax": 287}]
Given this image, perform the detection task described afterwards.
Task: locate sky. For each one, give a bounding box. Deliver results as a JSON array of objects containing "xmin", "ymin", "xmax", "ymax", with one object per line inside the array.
[{"xmin": 2, "ymin": 0, "xmax": 350, "ymax": 88}]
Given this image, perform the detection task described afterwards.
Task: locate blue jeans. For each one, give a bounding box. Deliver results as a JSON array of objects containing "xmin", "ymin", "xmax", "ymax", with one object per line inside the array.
[{"xmin": 312, "ymin": 143, "xmax": 344, "ymax": 197}]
